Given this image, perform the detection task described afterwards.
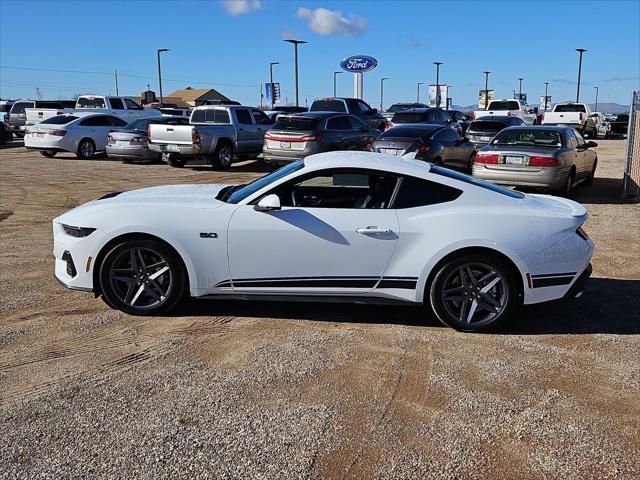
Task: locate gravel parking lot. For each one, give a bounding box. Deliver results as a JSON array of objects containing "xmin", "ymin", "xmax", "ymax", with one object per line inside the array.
[{"xmin": 1, "ymin": 140, "xmax": 638, "ymax": 479}]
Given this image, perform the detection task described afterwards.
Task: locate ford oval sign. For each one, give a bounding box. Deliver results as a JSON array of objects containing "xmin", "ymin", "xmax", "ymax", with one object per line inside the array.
[{"xmin": 340, "ymin": 55, "xmax": 378, "ymax": 73}]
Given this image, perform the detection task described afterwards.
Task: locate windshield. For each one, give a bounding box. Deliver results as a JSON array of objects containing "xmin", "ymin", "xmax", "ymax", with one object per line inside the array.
[
  {"xmin": 487, "ymin": 101, "xmax": 520, "ymax": 111},
  {"xmin": 219, "ymin": 161, "xmax": 305, "ymax": 204},
  {"xmin": 310, "ymin": 100, "xmax": 347, "ymax": 113},
  {"xmin": 272, "ymin": 116, "xmax": 319, "ymax": 131},
  {"xmin": 430, "ymin": 165, "xmax": 524, "ymax": 199},
  {"xmin": 554, "ymin": 104, "xmax": 586, "ymax": 113},
  {"xmin": 76, "ymin": 97, "xmax": 106, "ymax": 108},
  {"xmin": 492, "ymin": 129, "xmax": 562, "ymax": 147}
]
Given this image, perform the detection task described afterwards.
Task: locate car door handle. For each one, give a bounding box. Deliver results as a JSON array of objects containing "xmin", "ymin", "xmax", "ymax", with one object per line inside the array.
[{"xmin": 356, "ymin": 226, "xmax": 393, "ymax": 235}]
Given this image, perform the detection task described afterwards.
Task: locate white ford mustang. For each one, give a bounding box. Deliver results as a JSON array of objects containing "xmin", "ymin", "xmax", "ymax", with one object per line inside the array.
[{"xmin": 53, "ymin": 152, "xmax": 593, "ymax": 331}]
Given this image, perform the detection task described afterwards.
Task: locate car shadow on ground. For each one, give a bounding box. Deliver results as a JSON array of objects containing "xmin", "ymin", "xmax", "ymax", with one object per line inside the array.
[
  {"xmin": 188, "ymin": 160, "xmax": 272, "ymax": 174},
  {"xmin": 0, "ymin": 139, "xmax": 24, "ymax": 150},
  {"xmin": 171, "ymin": 277, "xmax": 639, "ymax": 335},
  {"xmin": 571, "ymin": 177, "xmax": 639, "ymax": 205}
]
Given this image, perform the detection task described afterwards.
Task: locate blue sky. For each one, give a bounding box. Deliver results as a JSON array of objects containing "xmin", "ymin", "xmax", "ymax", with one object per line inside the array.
[{"xmin": 1, "ymin": 0, "xmax": 639, "ymax": 107}]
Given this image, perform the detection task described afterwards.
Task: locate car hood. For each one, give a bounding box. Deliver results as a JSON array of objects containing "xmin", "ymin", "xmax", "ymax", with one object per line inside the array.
[{"xmin": 54, "ymin": 184, "xmax": 232, "ymax": 226}]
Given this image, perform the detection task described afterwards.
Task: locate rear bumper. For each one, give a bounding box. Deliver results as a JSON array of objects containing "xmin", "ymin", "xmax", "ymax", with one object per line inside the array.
[
  {"xmin": 563, "ymin": 263, "xmax": 592, "ymax": 299},
  {"xmin": 106, "ymin": 145, "xmax": 157, "ymax": 160},
  {"xmin": 472, "ymin": 164, "xmax": 569, "ymax": 190},
  {"xmin": 263, "ymin": 144, "xmax": 319, "ymax": 163},
  {"xmin": 148, "ymin": 143, "xmax": 201, "ymax": 155}
]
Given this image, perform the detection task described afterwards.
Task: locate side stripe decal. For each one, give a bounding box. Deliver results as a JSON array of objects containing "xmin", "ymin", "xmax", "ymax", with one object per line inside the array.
[{"xmin": 213, "ymin": 276, "xmax": 419, "ymax": 290}]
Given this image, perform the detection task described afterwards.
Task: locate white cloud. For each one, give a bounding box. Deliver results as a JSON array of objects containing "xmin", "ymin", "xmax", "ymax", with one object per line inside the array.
[
  {"xmin": 221, "ymin": 0, "xmax": 262, "ymax": 16},
  {"xmin": 297, "ymin": 7, "xmax": 367, "ymax": 36}
]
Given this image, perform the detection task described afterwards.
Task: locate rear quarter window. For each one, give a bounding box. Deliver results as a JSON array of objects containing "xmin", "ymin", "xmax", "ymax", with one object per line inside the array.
[
  {"xmin": 430, "ymin": 166, "xmax": 525, "ymax": 199},
  {"xmin": 393, "ymin": 176, "xmax": 462, "ymax": 209},
  {"xmin": 41, "ymin": 115, "xmax": 78, "ymax": 125}
]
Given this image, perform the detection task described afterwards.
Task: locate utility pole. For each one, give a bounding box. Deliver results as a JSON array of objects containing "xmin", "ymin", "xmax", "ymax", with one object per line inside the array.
[
  {"xmin": 157, "ymin": 48, "xmax": 169, "ymax": 107},
  {"xmin": 433, "ymin": 61, "xmax": 443, "ymax": 108},
  {"xmin": 575, "ymin": 48, "xmax": 587, "ymax": 102},
  {"xmin": 114, "ymin": 69, "xmax": 119, "ymax": 96},
  {"xmin": 269, "ymin": 62, "xmax": 279, "ymax": 109},
  {"xmin": 544, "ymin": 82, "xmax": 549, "ymax": 111},
  {"xmin": 483, "ymin": 71, "xmax": 490, "ymax": 110},
  {"xmin": 594, "ymin": 86, "xmax": 599, "ymax": 112},
  {"xmin": 518, "ymin": 77, "xmax": 523, "ymax": 98},
  {"xmin": 417, "ymin": 82, "xmax": 425, "ymax": 103},
  {"xmin": 333, "ymin": 71, "xmax": 342, "ymax": 97},
  {"xmin": 380, "ymin": 77, "xmax": 388, "ymax": 112},
  {"xmin": 284, "ymin": 39, "xmax": 307, "ymax": 107}
]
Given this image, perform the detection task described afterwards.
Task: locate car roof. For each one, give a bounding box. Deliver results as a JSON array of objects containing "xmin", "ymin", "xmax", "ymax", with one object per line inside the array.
[
  {"xmin": 279, "ymin": 111, "xmax": 352, "ymax": 119},
  {"xmin": 472, "ymin": 115, "xmax": 514, "ymax": 122},
  {"xmin": 303, "ymin": 151, "xmax": 432, "ymax": 177},
  {"xmin": 395, "ymin": 107, "xmax": 442, "ymax": 113},
  {"xmin": 502, "ymin": 125, "xmax": 570, "ymax": 132}
]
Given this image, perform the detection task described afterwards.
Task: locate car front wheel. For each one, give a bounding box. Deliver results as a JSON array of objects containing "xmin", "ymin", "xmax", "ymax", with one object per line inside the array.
[
  {"xmin": 99, "ymin": 239, "xmax": 187, "ymax": 315},
  {"xmin": 428, "ymin": 253, "xmax": 518, "ymax": 332}
]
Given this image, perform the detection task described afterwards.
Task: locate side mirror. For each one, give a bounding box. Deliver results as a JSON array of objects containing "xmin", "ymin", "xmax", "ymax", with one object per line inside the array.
[
  {"xmin": 254, "ymin": 194, "xmax": 281, "ymax": 212},
  {"xmin": 586, "ymin": 141, "xmax": 598, "ymax": 148},
  {"xmin": 372, "ymin": 108, "xmax": 378, "ymax": 114}
]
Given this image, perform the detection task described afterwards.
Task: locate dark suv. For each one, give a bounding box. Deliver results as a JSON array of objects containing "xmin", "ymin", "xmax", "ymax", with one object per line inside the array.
[
  {"xmin": 310, "ymin": 97, "xmax": 387, "ymax": 131},
  {"xmin": 389, "ymin": 107, "xmax": 461, "ymax": 134}
]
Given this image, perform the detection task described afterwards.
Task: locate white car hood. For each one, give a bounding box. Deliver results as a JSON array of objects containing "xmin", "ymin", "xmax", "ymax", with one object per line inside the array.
[{"xmin": 54, "ymin": 183, "xmax": 232, "ymax": 226}]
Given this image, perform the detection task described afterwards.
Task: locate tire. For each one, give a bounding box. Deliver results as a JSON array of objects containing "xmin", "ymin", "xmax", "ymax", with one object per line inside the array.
[
  {"xmin": 211, "ymin": 141, "xmax": 233, "ymax": 170},
  {"xmin": 559, "ymin": 169, "xmax": 575, "ymax": 197},
  {"xmin": 164, "ymin": 152, "xmax": 186, "ymax": 168},
  {"xmin": 428, "ymin": 253, "xmax": 518, "ymax": 332},
  {"xmin": 77, "ymin": 138, "xmax": 96, "ymax": 159},
  {"xmin": 432, "ymin": 157, "xmax": 444, "ymax": 166},
  {"xmin": 467, "ymin": 152, "xmax": 476, "ymax": 172},
  {"xmin": 99, "ymin": 239, "xmax": 187, "ymax": 316},
  {"xmin": 584, "ymin": 158, "xmax": 597, "ymax": 186},
  {"xmin": 40, "ymin": 150, "xmax": 56, "ymax": 158}
]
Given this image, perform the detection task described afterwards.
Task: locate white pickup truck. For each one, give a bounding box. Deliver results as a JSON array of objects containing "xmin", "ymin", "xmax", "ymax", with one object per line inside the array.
[
  {"xmin": 25, "ymin": 95, "xmax": 159, "ymax": 128},
  {"xmin": 148, "ymin": 105, "xmax": 272, "ymax": 170},
  {"xmin": 541, "ymin": 103, "xmax": 592, "ymax": 135},
  {"xmin": 474, "ymin": 99, "xmax": 538, "ymax": 125}
]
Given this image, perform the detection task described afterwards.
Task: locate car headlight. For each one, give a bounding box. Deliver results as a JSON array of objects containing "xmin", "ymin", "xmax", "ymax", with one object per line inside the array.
[{"xmin": 62, "ymin": 224, "xmax": 96, "ymax": 237}]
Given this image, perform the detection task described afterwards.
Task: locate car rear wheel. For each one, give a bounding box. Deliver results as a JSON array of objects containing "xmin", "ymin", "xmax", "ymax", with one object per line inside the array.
[
  {"xmin": 99, "ymin": 239, "xmax": 186, "ymax": 315},
  {"xmin": 584, "ymin": 158, "xmax": 597, "ymax": 186},
  {"xmin": 40, "ymin": 150, "xmax": 56, "ymax": 158},
  {"xmin": 560, "ymin": 169, "xmax": 575, "ymax": 196},
  {"xmin": 428, "ymin": 253, "xmax": 517, "ymax": 332},
  {"xmin": 211, "ymin": 142, "xmax": 233, "ymax": 170},
  {"xmin": 467, "ymin": 152, "xmax": 476, "ymax": 171},
  {"xmin": 77, "ymin": 139, "xmax": 96, "ymax": 159}
]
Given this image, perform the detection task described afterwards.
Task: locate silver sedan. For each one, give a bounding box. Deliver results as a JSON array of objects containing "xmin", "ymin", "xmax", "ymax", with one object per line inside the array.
[
  {"xmin": 106, "ymin": 116, "xmax": 189, "ymax": 162},
  {"xmin": 472, "ymin": 126, "xmax": 598, "ymax": 195}
]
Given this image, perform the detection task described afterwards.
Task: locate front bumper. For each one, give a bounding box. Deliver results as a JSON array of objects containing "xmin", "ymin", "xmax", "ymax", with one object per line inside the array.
[
  {"xmin": 53, "ymin": 221, "xmax": 105, "ymax": 292},
  {"xmin": 472, "ymin": 164, "xmax": 569, "ymax": 190}
]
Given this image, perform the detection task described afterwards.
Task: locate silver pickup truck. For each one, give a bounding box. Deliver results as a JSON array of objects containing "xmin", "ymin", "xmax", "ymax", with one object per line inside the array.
[{"xmin": 148, "ymin": 105, "xmax": 272, "ymax": 169}]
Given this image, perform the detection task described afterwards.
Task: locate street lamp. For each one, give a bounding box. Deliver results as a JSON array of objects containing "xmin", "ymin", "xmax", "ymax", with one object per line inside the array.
[
  {"xmin": 517, "ymin": 77, "xmax": 523, "ymax": 98},
  {"xmin": 594, "ymin": 86, "xmax": 599, "ymax": 112},
  {"xmin": 433, "ymin": 61, "xmax": 443, "ymax": 108},
  {"xmin": 417, "ymin": 82, "xmax": 425, "ymax": 103},
  {"xmin": 156, "ymin": 48, "xmax": 169, "ymax": 107},
  {"xmin": 333, "ymin": 71, "xmax": 342, "ymax": 97},
  {"xmin": 544, "ymin": 82, "xmax": 550, "ymax": 111},
  {"xmin": 575, "ymin": 48, "xmax": 587, "ymax": 102},
  {"xmin": 380, "ymin": 77, "xmax": 389, "ymax": 112},
  {"xmin": 483, "ymin": 71, "xmax": 490, "ymax": 110},
  {"xmin": 284, "ymin": 39, "xmax": 307, "ymax": 107},
  {"xmin": 269, "ymin": 61, "xmax": 279, "ymax": 109}
]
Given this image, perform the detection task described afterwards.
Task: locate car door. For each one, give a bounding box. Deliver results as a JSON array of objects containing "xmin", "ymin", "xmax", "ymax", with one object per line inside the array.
[
  {"xmin": 251, "ymin": 109, "xmax": 272, "ymax": 144},
  {"xmin": 572, "ymin": 129, "xmax": 592, "ymax": 178},
  {"xmin": 433, "ymin": 129, "xmax": 453, "ymax": 163},
  {"xmin": 226, "ymin": 168, "xmax": 400, "ymax": 294},
  {"xmin": 445, "ymin": 128, "xmax": 469, "ymax": 168},
  {"xmin": 347, "ymin": 116, "xmax": 374, "ymax": 150},
  {"xmin": 565, "ymin": 129, "xmax": 584, "ymax": 176},
  {"xmin": 325, "ymin": 115, "xmax": 355, "ymax": 150},
  {"xmin": 233, "ymin": 108, "xmax": 257, "ymax": 152}
]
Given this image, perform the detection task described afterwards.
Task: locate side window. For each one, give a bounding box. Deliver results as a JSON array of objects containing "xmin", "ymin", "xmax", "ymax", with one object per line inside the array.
[
  {"xmin": 446, "ymin": 129, "xmax": 461, "ymax": 141},
  {"xmin": 109, "ymin": 98, "xmax": 124, "ymax": 110},
  {"xmin": 251, "ymin": 109, "xmax": 271, "ymax": 125},
  {"xmin": 439, "ymin": 110, "xmax": 450, "ymax": 123},
  {"xmin": 124, "ymin": 98, "xmax": 142, "ymax": 110},
  {"xmin": 235, "ymin": 109, "xmax": 254, "ymax": 125},
  {"xmin": 109, "ymin": 116, "xmax": 127, "ymax": 126},
  {"xmin": 573, "ymin": 129, "xmax": 585, "ymax": 145},
  {"xmin": 79, "ymin": 117, "xmax": 97, "ymax": 127},
  {"xmin": 191, "ymin": 110, "xmax": 205, "ymax": 123},
  {"xmin": 326, "ymin": 116, "xmax": 352, "ymax": 130},
  {"xmin": 349, "ymin": 116, "xmax": 367, "ymax": 129},
  {"xmin": 566, "ymin": 130, "xmax": 579, "ymax": 149},
  {"xmin": 270, "ymin": 170, "xmax": 398, "ymax": 209},
  {"xmin": 393, "ymin": 176, "xmax": 462, "ymax": 209},
  {"xmin": 358, "ymin": 101, "xmax": 373, "ymax": 113}
]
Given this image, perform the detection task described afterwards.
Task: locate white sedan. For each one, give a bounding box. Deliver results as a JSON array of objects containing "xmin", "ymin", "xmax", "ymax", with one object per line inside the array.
[
  {"xmin": 24, "ymin": 113, "xmax": 127, "ymax": 159},
  {"xmin": 52, "ymin": 152, "xmax": 594, "ymax": 332}
]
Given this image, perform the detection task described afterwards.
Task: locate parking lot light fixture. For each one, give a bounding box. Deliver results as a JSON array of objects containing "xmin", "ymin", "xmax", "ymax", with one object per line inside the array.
[
  {"xmin": 156, "ymin": 48, "xmax": 169, "ymax": 108},
  {"xmin": 594, "ymin": 86, "xmax": 599, "ymax": 112},
  {"xmin": 380, "ymin": 77, "xmax": 389, "ymax": 112},
  {"xmin": 483, "ymin": 71, "xmax": 490, "ymax": 110},
  {"xmin": 544, "ymin": 82, "xmax": 550, "ymax": 111},
  {"xmin": 518, "ymin": 77, "xmax": 523, "ymax": 98},
  {"xmin": 417, "ymin": 82, "xmax": 425, "ymax": 103},
  {"xmin": 433, "ymin": 62, "xmax": 443, "ymax": 108},
  {"xmin": 269, "ymin": 62, "xmax": 280, "ymax": 109},
  {"xmin": 575, "ymin": 48, "xmax": 587, "ymax": 102},
  {"xmin": 284, "ymin": 39, "xmax": 308, "ymax": 107},
  {"xmin": 333, "ymin": 71, "xmax": 342, "ymax": 97}
]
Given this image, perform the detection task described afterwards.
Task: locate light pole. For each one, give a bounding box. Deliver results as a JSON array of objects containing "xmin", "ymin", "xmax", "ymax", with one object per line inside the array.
[
  {"xmin": 594, "ymin": 86, "xmax": 599, "ymax": 112},
  {"xmin": 483, "ymin": 71, "xmax": 490, "ymax": 110},
  {"xmin": 433, "ymin": 61, "xmax": 443, "ymax": 108},
  {"xmin": 544, "ymin": 82, "xmax": 549, "ymax": 111},
  {"xmin": 575, "ymin": 48, "xmax": 587, "ymax": 102},
  {"xmin": 380, "ymin": 77, "xmax": 389, "ymax": 112},
  {"xmin": 518, "ymin": 77, "xmax": 523, "ymax": 98},
  {"xmin": 284, "ymin": 39, "xmax": 307, "ymax": 107},
  {"xmin": 333, "ymin": 71, "xmax": 342, "ymax": 97},
  {"xmin": 156, "ymin": 48, "xmax": 169, "ymax": 107},
  {"xmin": 417, "ymin": 82, "xmax": 425, "ymax": 103},
  {"xmin": 269, "ymin": 61, "xmax": 279, "ymax": 109}
]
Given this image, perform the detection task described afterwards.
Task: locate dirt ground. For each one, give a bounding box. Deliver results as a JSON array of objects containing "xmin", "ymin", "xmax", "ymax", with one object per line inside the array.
[{"xmin": 0, "ymin": 140, "xmax": 639, "ymax": 479}]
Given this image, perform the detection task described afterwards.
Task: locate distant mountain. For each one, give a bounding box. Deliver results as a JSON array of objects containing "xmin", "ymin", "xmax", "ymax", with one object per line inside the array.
[{"xmin": 450, "ymin": 102, "xmax": 630, "ymax": 113}]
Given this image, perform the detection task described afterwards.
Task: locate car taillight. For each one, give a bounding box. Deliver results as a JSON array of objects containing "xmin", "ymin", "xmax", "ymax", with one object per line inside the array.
[
  {"xmin": 300, "ymin": 134, "xmax": 321, "ymax": 142},
  {"xmin": 130, "ymin": 136, "xmax": 148, "ymax": 145},
  {"xmin": 419, "ymin": 144, "xmax": 429, "ymax": 153},
  {"xmin": 48, "ymin": 130, "xmax": 66, "ymax": 136},
  {"xmin": 384, "ymin": 122, "xmax": 392, "ymax": 131},
  {"xmin": 576, "ymin": 225, "xmax": 589, "ymax": 240},
  {"xmin": 474, "ymin": 153, "xmax": 499, "ymax": 164},
  {"xmin": 192, "ymin": 128, "xmax": 201, "ymax": 145},
  {"xmin": 541, "ymin": 113, "xmax": 545, "ymax": 122},
  {"xmin": 529, "ymin": 156, "xmax": 559, "ymax": 167},
  {"xmin": 366, "ymin": 143, "xmax": 372, "ymax": 151}
]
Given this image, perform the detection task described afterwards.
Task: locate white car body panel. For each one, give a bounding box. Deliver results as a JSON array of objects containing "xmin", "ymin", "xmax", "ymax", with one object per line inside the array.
[{"xmin": 53, "ymin": 152, "xmax": 594, "ymax": 307}]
